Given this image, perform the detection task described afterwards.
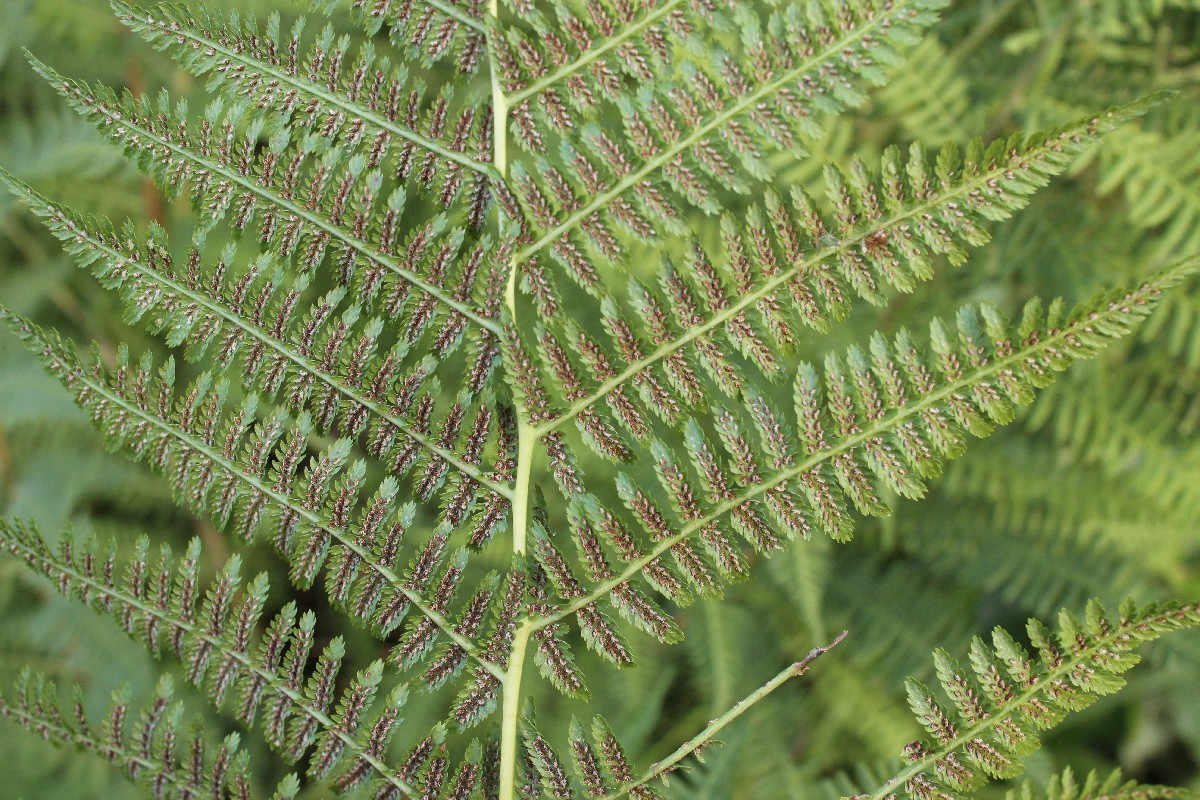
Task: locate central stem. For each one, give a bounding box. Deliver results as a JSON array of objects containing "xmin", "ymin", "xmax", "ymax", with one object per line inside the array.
[
  {"xmin": 488, "ymin": 0, "xmax": 508, "ymax": 186},
  {"xmin": 498, "ymin": 617, "xmax": 533, "ymax": 798},
  {"xmin": 496, "ymin": 316, "xmax": 536, "ymax": 787},
  {"xmin": 486, "ymin": 4, "xmax": 534, "ymax": 796}
]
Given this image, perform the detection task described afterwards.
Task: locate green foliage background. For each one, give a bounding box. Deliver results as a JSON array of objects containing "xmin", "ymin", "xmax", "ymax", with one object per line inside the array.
[{"xmin": 0, "ymin": 1, "xmax": 1198, "ymax": 798}]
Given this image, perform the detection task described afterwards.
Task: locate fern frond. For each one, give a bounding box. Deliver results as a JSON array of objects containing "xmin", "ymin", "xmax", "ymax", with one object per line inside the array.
[
  {"xmin": 0, "ymin": 170, "xmax": 511, "ymax": 499},
  {"xmin": 515, "ymin": 632, "xmax": 844, "ymax": 799},
  {"xmin": 504, "ymin": 1, "xmax": 947, "ymax": 260},
  {"xmin": 26, "ymin": 51, "xmax": 519, "ymax": 518},
  {"xmin": 830, "ymin": 559, "xmax": 975, "ymax": 682},
  {"xmin": 499, "ymin": 0, "xmax": 687, "ymax": 109},
  {"xmin": 362, "ymin": 728, "xmax": 496, "ymax": 800},
  {"xmin": 524, "ymin": 710, "xmax": 647, "ymax": 799},
  {"xmin": 1025, "ymin": 364, "xmax": 1200, "ymax": 518},
  {"xmin": 0, "ymin": 519, "xmax": 421, "ymax": 793},
  {"xmin": 449, "ymin": 568, "xmax": 527, "ymax": 728},
  {"xmin": 522, "ymin": 708, "xmax": 576, "ymax": 798},
  {"xmin": 809, "ymin": 666, "xmax": 919, "ymax": 765},
  {"xmin": 4, "ymin": 0, "xmax": 1200, "ymax": 796},
  {"xmin": 544, "ymin": 258, "xmax": 1199, "ymax": 634},
  {"xmin": 1098, "ymin": 114, "xmax": 1200, "ymax": 257},
  {"xmin": 0, "ymin": 107, "xmax": 136, "ymax": 219},
  {"xmin": 116, "ymin": 2, "xmax": 500, "ymax": 182},
  {"xmin": 0, "ymin": 311, "xmax": 508, "ymax": 687},
  {"xmin": 310, "ymin": 0, "xmax": 488, "ymax": 66},
  {"xmin": 29, "ymin": 54, "xmax": 508, "ymax": 332},
  {"xmin": 1077, "ymin": 0, "xmax": 1200, "ymax": 42},
  {"xmin": 501, "ymin": 105, "xmax": 1169, "ymax": 620},
  {"xmin": 860, "ymin": 599, "xmax": 1200, "ymax": 800},
  {"xmin": 526, "ymin": 99, "xmax": 1163, "ymax": 458},
  {"xmin": 912, "ymin": 501, "xmax": 1142, "ymax": 617},
  {"xmin": 1, "ymin": 164, "xmax": 519, "ymax": 553},
  {"xmin": 875, "ymin": 37, "xmax": 983, "ymax": 146},
  {"xmin": 1139, "ymin": 288, "xmax": 1200, "ymax": 369},
  {"xmin": 1007, "ymin": 767, "xmax": 1200, "ymax": 800},
  {"xmin": 0, "ymin": 669, "xmax": 280, "ymax": 799}
]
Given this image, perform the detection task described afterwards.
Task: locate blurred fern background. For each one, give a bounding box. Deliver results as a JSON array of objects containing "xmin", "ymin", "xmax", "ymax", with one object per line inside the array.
[{"xmin": 1, "ymin": 1, "xmax": 1198, "ymax": 798}]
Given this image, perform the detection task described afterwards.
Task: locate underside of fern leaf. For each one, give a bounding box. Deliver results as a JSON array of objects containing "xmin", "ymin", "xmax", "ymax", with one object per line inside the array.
[
  {"xmin": 860, "ymin": 599, "xmax": 1200, "ymax": 800},
  {"xmin": 0, "ymin": 669, "xmax": 282, "ymax": 798},
  {"xmin": 0, "ymin": 0, "xmax": 1198, "ymax": 798}
]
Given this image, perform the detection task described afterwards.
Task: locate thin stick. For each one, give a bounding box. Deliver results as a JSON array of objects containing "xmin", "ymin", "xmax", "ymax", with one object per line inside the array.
[{"xmin": 604, "ymin": 630, "xmax": 850, "ymax": 800}]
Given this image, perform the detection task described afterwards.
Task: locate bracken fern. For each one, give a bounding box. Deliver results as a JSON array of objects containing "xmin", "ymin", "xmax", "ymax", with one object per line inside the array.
[{"xmin": 0, "ymin": 1, "xmax": 1198, "ymax": 799}]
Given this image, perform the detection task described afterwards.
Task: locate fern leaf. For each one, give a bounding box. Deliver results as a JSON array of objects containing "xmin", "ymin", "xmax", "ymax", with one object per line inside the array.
[
  {"xmin": 0, "ymin": 311, "xmax": 508, "ymax": 688},
  {"xmin": 1077, "ymin": 0, "xmax": 1200, "ymax": 42},
  {"xmin": 1098, "ymin": 116, "xmax": 1200, "ymax": 257},
  {"xmin": 860, "ymin": 599, "xmax": 1200, "ymax": 800},
  {"xmin": 1007, "ymin": 767, "xmax": 1200, "ymax": 800},
  {"xmin": 0, "ymin": 669, "xmax": 284, "ymax": 799},
  {"xmin": 875, "ymin": 37, "xmax": 983, "ymax": 146},
  {"xmin": 17, "ymin": 54, "xmax": 522, "ymax": 570},
  {"xmin": 526, "ymin": 100, "xmax": 1165, "ymax": 455},
  {"xmin": 499, "ymin": 0, "xmax": 687, "ymax": 110},
  {"xmin": 1023, "ymin": 361, "xmax": 1200, "ymax": 520},
  {"xmin": 450, "ymin": 568, "xmax": 525, "ymax": 728},
  {"xmin": 310, "ymin": 0, "xmax": 488, "ymax": 69},
  {"xmin": 504, "ymin": 0, "xmax": 949, "ymax": 261},
  {"xmin": 544, "ymin": 258, "xmax": 1199, "ymax": 635},
  {"xmin": 532, "ymin": 522, "xmax": 633, "ymax": 669},
  {"xmin": 0, "ymin": 518, "xmax": 421, "ymax": 794},
  {"xmin": 830, "ymin": 559, "xmax": 975, "ymax": 683},
  {"xmin": 27, "ymin": 54, "xmax": 508, "ymax": 331},
  {"xmin": 116, "ymin": 2, "xmax": 500, "ymax": 184},
  {"xmin": 4, "ymin": 1, "xmax": 1200, "ymax": 797},
  {"xmin": 518, "ymin": 710, "xmax": 659, "ymax": 800},
  {"xmin": 522, "ymin": 709, "xmax": 575, "ymax": 798},
  {"xmin": 912, "ymin": 501, "xmax": 1142, "ymax": 618},
  {"xmin": 0, "ymin": 170, "xmax": 510, "ymax": 499},
  {"xmin": 924, "ymin": 444, "xmax": 1167, "ymax": 616}
]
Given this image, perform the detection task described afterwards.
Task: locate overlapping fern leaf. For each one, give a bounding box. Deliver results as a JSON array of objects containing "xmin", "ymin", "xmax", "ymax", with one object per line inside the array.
[
  {"xmin": 858, "ymin": 599, "xmax": 1200, "ymax": 800},
  {"xmin": 0, "ymin": 517, "xmax": 497, "ymax": 797},
  {"xmin": 2, "ymin": 667, "xmax": 281, "ymax": 799},
  {"xmin": 1007, "ymin": 768, "xmax": 1200, "ymax": 800},
  {"xmin": 1, "ymin": 0, "xmax": 1198, "ymax": 798},
  {"xmin": 522, "ymin": 259, "xmax": 1198, "ymax": 661}
]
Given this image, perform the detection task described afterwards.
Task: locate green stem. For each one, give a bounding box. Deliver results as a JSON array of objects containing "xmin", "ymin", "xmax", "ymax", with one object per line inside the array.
[
  {"xmin": 498, "ymin": 619, "xmax": 533, "ymax": 799},
  {"xmin": 487, "ymin": 0, "xmax": 506, "ymax": 178},
  {"xmin": 497, "ymin": 422, "xmax": 536, "ymax": 800},
  {"xmin": 490, "ymin": 43, "xmax": 509, "ymax": 184},
  {"xmin": 603, "ymin": 631, "xmax": 848, "ymax": 800},
  {"xmin": 508, "ymin": 420, "xmax": 536, "ymax": 554},
  {"xmin": 486, "ymin": 3, "xmax": 533, "ymax": 797},
  {"xmin": 495, "ymin": 243, "xmax": 534, "ymax": 796}
]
